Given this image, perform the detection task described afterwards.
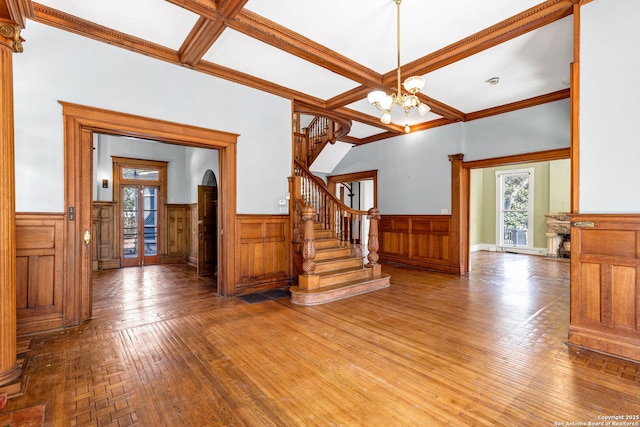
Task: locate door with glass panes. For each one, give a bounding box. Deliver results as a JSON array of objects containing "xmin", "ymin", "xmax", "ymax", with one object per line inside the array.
[
  {"xmin": 114, "ymin": 158, "xmax": 166, "ymax": 267},
  {"xmin": 121, "ymin": 185, "xmax": 161, "ymax": 267}
]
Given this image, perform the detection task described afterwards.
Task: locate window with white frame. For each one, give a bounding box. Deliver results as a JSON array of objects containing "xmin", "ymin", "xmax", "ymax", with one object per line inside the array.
[{"xmin": 496, "ymin": 168, "xmax": 534, "ymax": 248}]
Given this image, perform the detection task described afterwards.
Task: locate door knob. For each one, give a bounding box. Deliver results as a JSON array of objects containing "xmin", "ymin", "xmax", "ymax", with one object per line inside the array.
[{"xmin": 83, "ymin": 229, "xmax": 91, "ymax": 245}]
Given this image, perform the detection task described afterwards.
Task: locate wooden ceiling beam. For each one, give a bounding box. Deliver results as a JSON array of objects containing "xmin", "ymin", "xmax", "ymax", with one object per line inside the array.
[
  {"xmin": 179, "ymin": 16, "xmax": 226, "ymax": 66},
  {"xmin": 465, "ymin": 88, "xmax": 570, "ymax": 121},
  {"xmin": 327, "ymin": 0, "xmax": 575, "ymax": 112},
  {"xmin": 227, "ymin": 10, "xmax": 382, "ymax": 89},
  {"xmin": 32, "ymin": 4, "xmax": 179, "ymax": 62},
  {"xmin": 399, "ymin": 0, "xmax": 576, "ymax": 79},
  {"xmin": 31, "ymin": 4, "xmax": 327, "ymax": 110},
  {"xmin": 172, "ymin": 0, "xmax": 248, "ymax": 66}
]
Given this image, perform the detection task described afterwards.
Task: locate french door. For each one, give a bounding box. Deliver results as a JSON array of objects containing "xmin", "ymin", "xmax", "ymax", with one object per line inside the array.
[
  {"xmin": 121, "ymin": 185, "xmax": 161, "ymax": 267},
  {"xmin": 496, "ymin": 168, "xmax": 534, "ymax": 249}
]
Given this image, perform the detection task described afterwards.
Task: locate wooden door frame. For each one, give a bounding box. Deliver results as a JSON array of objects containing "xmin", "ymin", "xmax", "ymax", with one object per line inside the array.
[
  {"xmin": 326, "ymin": 170, "xmax": 378, "ymax": 209},
  {"xmin": 452, "ymin": 148, "xmax": 571, "ymax": 274},
  {"xmin": 62, "ymin": 102, "xmax": 238, "ymax": 326},
  {"xmin": 112, "ymin": 157, "xmax": 168, "ymax": 267}
]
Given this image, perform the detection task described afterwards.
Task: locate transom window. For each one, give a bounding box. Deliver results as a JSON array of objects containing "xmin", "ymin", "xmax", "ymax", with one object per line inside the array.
[{"xmin": 122, "ymin": 167, "xmax": 159, "ymax": 181}]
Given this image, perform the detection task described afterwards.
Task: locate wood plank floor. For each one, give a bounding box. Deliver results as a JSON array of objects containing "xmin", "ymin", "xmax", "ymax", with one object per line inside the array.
[{"xmin": 3, "ymin": 252, "xmax": 640, "ymax": 426}]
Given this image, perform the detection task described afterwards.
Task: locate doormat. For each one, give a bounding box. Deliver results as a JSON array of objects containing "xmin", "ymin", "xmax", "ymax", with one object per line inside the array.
[
  {"xmin": 236, "ymin": 289, "xmax": 290, "ymax": 304},
  {"xmin": 0, "ymin": 403, "xmax": 45, "ymax": 427}
]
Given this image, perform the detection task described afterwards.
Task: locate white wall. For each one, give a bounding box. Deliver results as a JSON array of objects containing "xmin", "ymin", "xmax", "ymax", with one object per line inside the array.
[
  {"xmin": 332, "ymin": 124, "xmax": 463, "ymax": 214},
  {"xmin": 185, "ymin": 147, "xmax": 220, "ymax": 203},
  {"xmin": 462, "ymin": 99, "xmax": 570, "ymax": 162},
  {"xmin": 580, "ymin": 0, "xmax": 640, "ymax": 213},
  {"xmin": 94, "ymin": 134, "xmax": 190, "ymax": 203},
  {"xmin": 332, "ymin": 100, "xmax": 570, "ymax": 215},
  {"xmin": 13, "ymin": 21, "xmax": 291, "ymax": 214}
]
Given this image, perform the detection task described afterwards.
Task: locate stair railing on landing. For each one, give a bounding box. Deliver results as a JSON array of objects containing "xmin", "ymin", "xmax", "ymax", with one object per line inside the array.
[{"xmin": 290, "ymin": 161, "xmax": 376, "ymax": 263}]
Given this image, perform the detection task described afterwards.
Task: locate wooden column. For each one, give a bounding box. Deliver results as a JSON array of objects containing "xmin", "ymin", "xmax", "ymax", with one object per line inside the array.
[
  {"xmin": 0, "ymin": 19, "xmax": 23, "ymax": 386},
  {"xmin": 449, "ymin": 154, "xmax": 469, "ymax": 275}
]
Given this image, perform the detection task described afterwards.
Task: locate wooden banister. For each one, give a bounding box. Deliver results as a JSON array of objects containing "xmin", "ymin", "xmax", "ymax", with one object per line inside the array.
[{"xmin": 292, "ymin": 160, "xmax": 370, "ymax": 255}]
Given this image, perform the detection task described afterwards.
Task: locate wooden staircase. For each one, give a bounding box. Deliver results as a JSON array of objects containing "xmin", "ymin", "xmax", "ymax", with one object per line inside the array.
[
  {"xmin": 289, "ymin": 223, "xmax": 390, "ymax": 305},
  {"xmin": 288, "ymin": 162, "xmax": 390, "ymax": 306}
]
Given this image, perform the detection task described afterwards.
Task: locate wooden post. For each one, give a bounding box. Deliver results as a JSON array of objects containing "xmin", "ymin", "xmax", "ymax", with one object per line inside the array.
[
  {"xmin": 366, "ymin": 207, "xmax": 381, "ymax": 276},
  {"xmin": 0, "ymin": 19, "xmax": 23, "ymax": 386},
  {"xmin": 298, "ymin": 205, "xmax": 319, "ymax": 290},
  {"xmin": 448, "ymin": 154, "xmax": 469, "ymax": 274}
]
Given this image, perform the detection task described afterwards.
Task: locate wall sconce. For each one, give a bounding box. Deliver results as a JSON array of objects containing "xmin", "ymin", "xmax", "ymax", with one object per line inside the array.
[{"xmin": 102, "ymin": 176, "xmax": 109, "ymax": 188}]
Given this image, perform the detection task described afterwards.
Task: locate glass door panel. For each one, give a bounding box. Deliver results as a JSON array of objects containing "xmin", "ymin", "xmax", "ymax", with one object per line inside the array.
[
  {"xmin": 143, "ymin": 187, "xmax": 158, "ymax": 257},
  {"xmin": 123, "ymin": 186, "xmax": 139, "ymax": 261},
  {"xmin": 121, "ymin": 185, "xmax": 160, "ymax": 267}
]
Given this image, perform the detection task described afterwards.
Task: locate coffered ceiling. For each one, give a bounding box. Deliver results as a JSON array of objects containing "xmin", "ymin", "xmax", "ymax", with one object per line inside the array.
[{"xmin": 21, "ymin": 0, "xmax": 575, "ymax": 143}]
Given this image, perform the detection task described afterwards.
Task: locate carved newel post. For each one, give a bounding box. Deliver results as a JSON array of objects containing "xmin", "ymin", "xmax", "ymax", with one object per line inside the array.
[
  {"xmin": 298, "ymin": 206, "xmax": 319, "ymax": 290},
  {"xmin": 366, "ymin": 207, "xmax": 382, "ymax": 276},
  {"xmin": 0, "ymin": 20, "xmax": 23, "ymax": 386}
]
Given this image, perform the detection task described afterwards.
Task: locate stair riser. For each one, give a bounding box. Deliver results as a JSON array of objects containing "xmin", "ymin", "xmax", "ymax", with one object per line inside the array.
[
  {"xmin": 314, "ymin": 239, "xmax": 341, "ymax": 249},
  {"xmin": 314, "ymin": 258, "xmax": 363, "ymax": 274},
  {"xmin": 314, "ymin": 231, "xmax": 336, "ymax": 239},
  {"xmin": 319, "ymin": 269, "xmax": 373, "ymax": 287},
  {"xmin": 290, "ymin": 276, "xmax": 391, "ymax": 306},
  {"xmin": 315, "ymin": 248, "xmax": 352, "ymax": 261}
]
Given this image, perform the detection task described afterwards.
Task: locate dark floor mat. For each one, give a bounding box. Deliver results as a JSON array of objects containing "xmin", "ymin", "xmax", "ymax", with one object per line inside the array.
[{"xmin": 236, "ymin": 288, "xmax": 290, "ymax": 304}]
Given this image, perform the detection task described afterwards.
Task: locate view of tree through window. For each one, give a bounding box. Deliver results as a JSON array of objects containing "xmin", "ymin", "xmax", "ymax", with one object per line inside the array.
[{"xmin": 497, "ymin": 170, "xmax": 533, "ymax": 247}]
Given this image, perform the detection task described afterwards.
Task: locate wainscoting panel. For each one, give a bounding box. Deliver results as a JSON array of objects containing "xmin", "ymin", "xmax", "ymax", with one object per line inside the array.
[
  {"xmin": 235, "ymin": 215, "xmax": 291, "ymax": 294},
  {"xmin": 568, "ymin": 214, "xmax": 640, "ymax": 362},
  {"xmin": 164, "ymin": 204, "xmax": 189, "ymax": 264},
  {"xmin": 16, "ymin": 213, "xmax": 65, "ymax": 335},
  {"xmin": 379, "ymin": 215, "xmax": 457, "ymax": 273},
  {"xmin": 92, "ymin": 202, "xmax": 120, "ymax": 270}
]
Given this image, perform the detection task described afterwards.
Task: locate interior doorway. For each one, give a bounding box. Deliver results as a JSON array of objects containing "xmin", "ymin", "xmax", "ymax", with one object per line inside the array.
[
  {"xmin": 197, "ymin": 184, "xmax": 217, "ymax": 276},
  {"xmin": 464, "ymin": 151, "xmax": 571, "ymax": 271},
  {"xmin": 62, "ymin": 102, "xmax": 239, "ymax": 327}
]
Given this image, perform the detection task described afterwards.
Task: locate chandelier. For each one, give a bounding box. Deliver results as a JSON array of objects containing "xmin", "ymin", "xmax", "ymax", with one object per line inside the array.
[{"xmin": 367, "ymin": 0, "xmax": 430, "ymax": 132}]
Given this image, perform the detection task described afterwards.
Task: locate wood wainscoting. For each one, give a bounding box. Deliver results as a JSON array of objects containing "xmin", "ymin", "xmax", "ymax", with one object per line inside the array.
[
  {"xmin": 379, "ymin": 215, "xmax": 461, "ymax": 274},
  {"xmin": 92, "ymin": 202, "xmax": 120, "ymax": 270},
  {"xmin": 16, "ymin": 213, "xmax": 65, "ymax": 335},
  {"xmin": 163, "ymin": 204, "xmax": 197, "ymax": 265},
  {"xmin": 568, "ymin": 214, "xmax": 640, "ymax": 362},
  {"xmin": 235, "ymin": 215, "xmax": 291, "ymax": 295}
]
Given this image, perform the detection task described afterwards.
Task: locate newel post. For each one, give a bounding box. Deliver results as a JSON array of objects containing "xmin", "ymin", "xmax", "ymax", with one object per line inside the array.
[
  {"xmin": 298, "ymin": 206, "xmax": 320, "ymax": 290},
  {"xmin": 366, "ymin": 207, "xmax": 382, "ymax": 276}
]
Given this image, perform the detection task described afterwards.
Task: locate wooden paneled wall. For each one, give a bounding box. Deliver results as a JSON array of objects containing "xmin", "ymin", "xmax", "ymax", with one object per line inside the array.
[
  {"xmin": 235, "ymin": 215, "xmax": 291, "ymax": 294},
  {"xmin": 92, "ymin": 202, "xmax": 120, "ymax": 270},
  {"xmin": 379, "ymin": 215, "xmax": 460, "ymax": 274},
  {"xmin": 163, "ymin": 204, "xmax": 195, "ymax": 264},
  {"xmin": 16, "ymin": 213, "xmax": 65, "ymax": 335},
  {"xmin": 187, "ymin": 204, "xmax": 198, "ymax": 267},
  {"xmin": 568, "ymin": 214, "xmax": 640, "ymax": 362}
]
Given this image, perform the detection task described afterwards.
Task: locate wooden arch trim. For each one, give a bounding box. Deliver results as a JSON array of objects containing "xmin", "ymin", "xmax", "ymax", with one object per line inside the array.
[{"xmin": 61, "ymin": 102, "xmax": 238, "ymax": 326}]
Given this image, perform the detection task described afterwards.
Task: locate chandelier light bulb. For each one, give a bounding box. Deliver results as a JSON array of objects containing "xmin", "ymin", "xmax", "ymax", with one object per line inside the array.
[
  {"xmin": 418, "ymin": 103, "xmax": 430, "ymax": 116},
  {"xmin": 381, "ymin": 112, "xmax": 392, "ymax": 124},
  {"xmin": 367, "ymin": 90, "xmax": 387, "ymax": 105},
  {"xmin": 380, "ymin": 95, "xmax": 393, "ymax": 110},
  {"xmin": 404, "ymin": 124, "xmax": 410, "ymax": 133}
]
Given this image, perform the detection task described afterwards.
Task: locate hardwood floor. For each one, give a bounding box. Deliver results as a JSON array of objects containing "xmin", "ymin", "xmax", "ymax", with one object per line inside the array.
[{"xmin": 3, "ymin": 252, "xmax": 640, "ymax": 426}]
